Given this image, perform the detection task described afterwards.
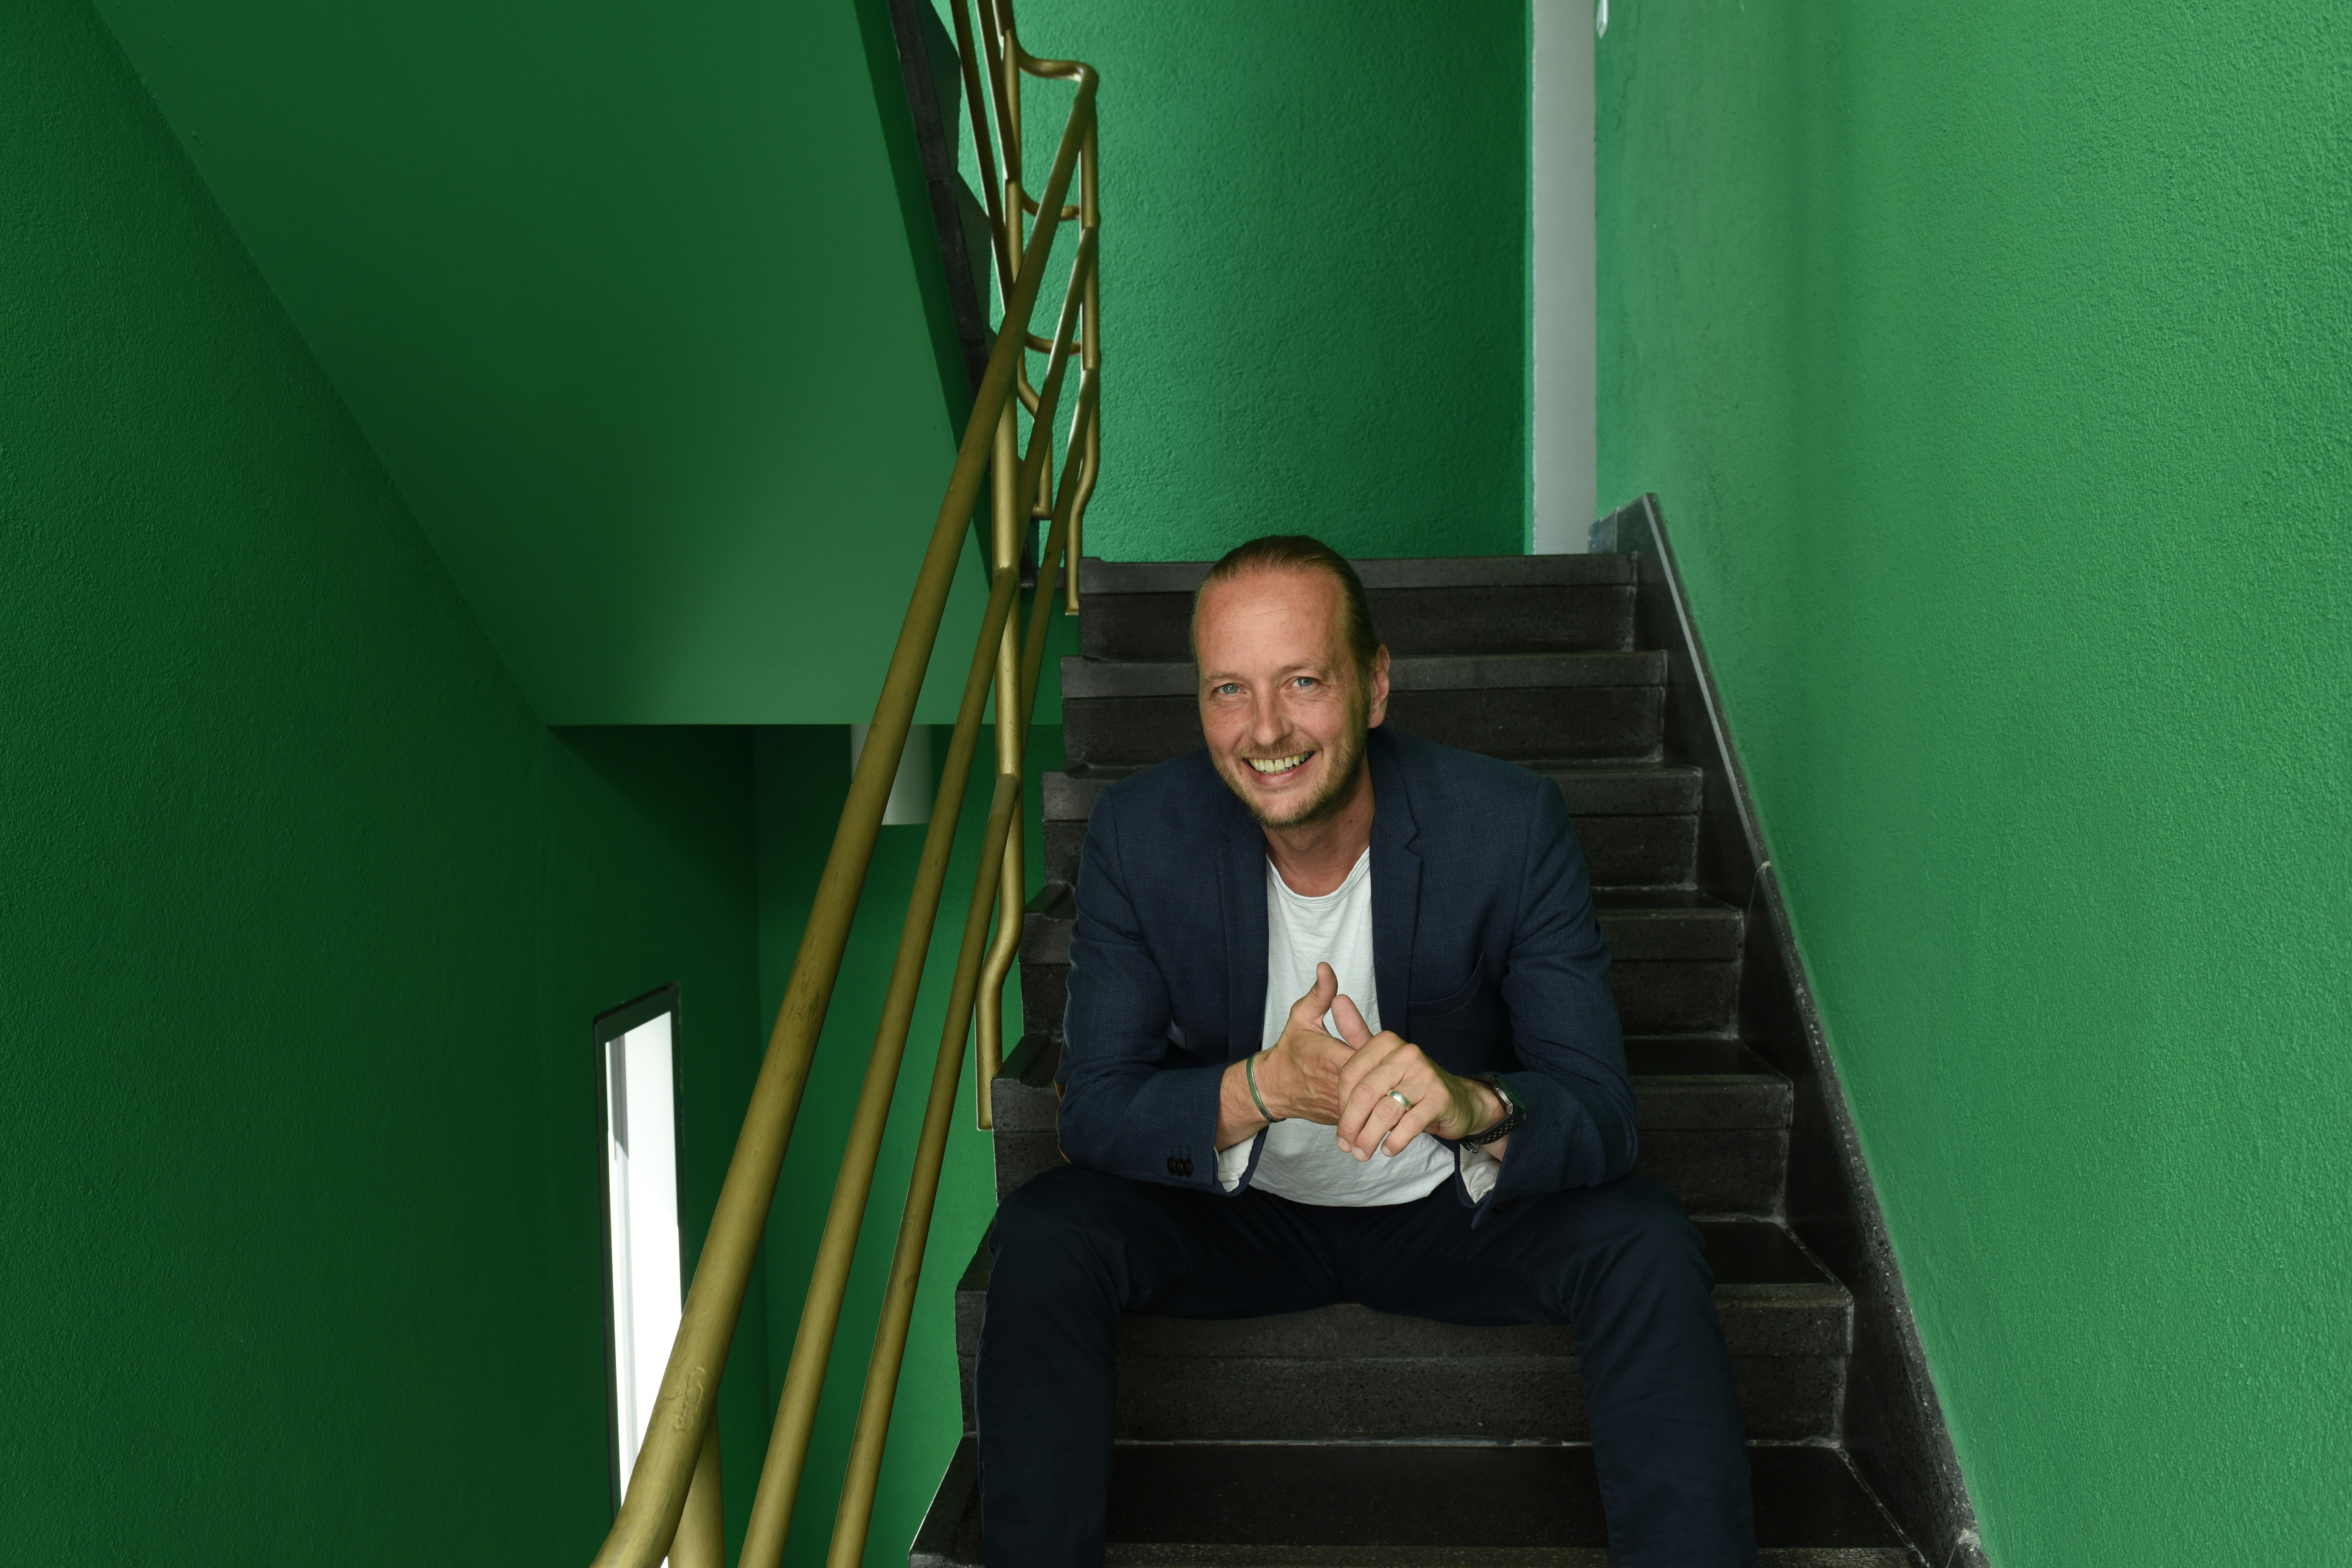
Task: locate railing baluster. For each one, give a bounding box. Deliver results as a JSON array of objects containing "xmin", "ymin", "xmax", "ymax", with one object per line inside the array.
[
  {"xmin": 835, "ymin": 438, "xmax": 1081, "ymax": 1566},
  {"xmin": 584, "ymin": 11, "xmax": 1097, "ymax": 1563},
  {"xmin": 734, "ymin": 556, "xmax": 1021, "ymax": 1568}
]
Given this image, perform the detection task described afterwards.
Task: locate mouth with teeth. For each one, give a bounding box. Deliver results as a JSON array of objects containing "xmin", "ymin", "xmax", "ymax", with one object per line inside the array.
[{"xmin": 1245, "ymin": 751, "xmax": 1314, "ymax": 775}]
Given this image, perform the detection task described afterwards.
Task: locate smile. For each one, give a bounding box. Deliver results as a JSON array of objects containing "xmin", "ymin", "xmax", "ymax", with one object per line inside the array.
[{"xmin": 1246, "ymin": 752, "xmax": 1313, "ymax": 775}]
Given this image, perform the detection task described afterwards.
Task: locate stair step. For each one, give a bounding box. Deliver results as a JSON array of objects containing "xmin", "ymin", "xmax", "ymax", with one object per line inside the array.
[
  {"xmin": 1075, "ymin": 553, "xmax": 1638, "ymax": 661},
  {"xmin": 1018, "ymin": 887, "xmax": 1740, "ymax": 968},
  {"xmin": 925, "ymin": 551, "xmax": 1925, "ymax": 1563},
  {"xmin": 1065, "ymin": 653, "xmax": 1666, "ymax": 701},
  {"xmin": 1045, "ymin": 761, "xmax": 1702, "ymax": 821},
  {"xmin": 991, "ymin": 1032, "xmax": 1792, "ymax": 1213},
  {"xmin": 1013, "ymin": 964, "xmax": 1741, "ymax": 1079},
  {"xmin": 1042, "ymin": 764, "xmax": 1705, "ymax": 888},
  {"xmin": 1017, "ymin": 885, "xmax": 1743, "ymax": 1042},
  {"xmin": 991, "ymin": 1036, "xmax": 1791, "ymax": 1136},
  {"xmin": 951, "ymin": 1218, "xmax": 1848, "ymax": 1442},
  {"xmin": 912, "ymin": 1438, "xmax": 1911, "ymax": 1567},
  {"xmin": 1042, "ymin": 814, "xmax": 1699, "ymax": 891},
  {"xmin": 1081, "ymin": 555, "xmax": 1639, "ymax": 596},
  {"xmin": 1625, "ymin": 1038, "xmax": 1796, "ymax": 1127},
  {"xmin": 992, "ymin": 1111, "xmax": 1784, "ymax": 1215},
  {"xmin": 1061, "ymin": 654, "xmax": 1667, "ymax": 768}
]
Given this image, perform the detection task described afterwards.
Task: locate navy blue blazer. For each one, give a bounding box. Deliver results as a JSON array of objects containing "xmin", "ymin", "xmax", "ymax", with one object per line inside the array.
[{"xmin": 1059, "ymin": 726, "xmax": 1637, "ymax": 1219}]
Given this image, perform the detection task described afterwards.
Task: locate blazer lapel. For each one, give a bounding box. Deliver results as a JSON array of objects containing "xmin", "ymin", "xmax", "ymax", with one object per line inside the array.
[
  {"xmin": 1368, "ymin": 730, "xmax": 1422, "ymax": 1040},
  {"xmin": 1219, "ymin": 803, "xmax": 1269, "ymax": 1061}
]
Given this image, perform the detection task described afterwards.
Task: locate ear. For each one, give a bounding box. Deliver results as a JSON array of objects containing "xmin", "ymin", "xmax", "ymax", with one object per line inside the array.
[{"xmin": 1366, "ymin": 645, "xmax": 1391, "ymax": 728}]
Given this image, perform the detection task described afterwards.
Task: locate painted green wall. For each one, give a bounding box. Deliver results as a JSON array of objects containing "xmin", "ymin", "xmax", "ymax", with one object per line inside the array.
[
  {"xmin": 1596, "ymin": 4, "xmax": 2352, "ymax": 1564},
  {"xmin": 994, "ymin": 0, "xmax": 1531, "ymax": 563},
  {"xmin": 0, "ymin": 3, "xmax": 773, "ymax": 1557},
  {"xmin": 89, "ymin": 0, "xmax": 992, "ymax": 726},
  {"xmin": 750, "ymin": 721, "xmax": 1060, "ymax": 1567}
]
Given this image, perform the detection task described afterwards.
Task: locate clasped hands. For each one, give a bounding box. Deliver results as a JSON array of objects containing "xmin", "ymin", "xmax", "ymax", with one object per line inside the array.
[{"xmin": 1218, "ymin": 962, "xmax": 1506, "ymax": 1159}]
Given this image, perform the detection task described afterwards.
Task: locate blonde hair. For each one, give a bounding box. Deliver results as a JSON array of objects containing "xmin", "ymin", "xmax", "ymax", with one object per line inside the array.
[{"xmin": 1190, "ymin": 535, "xmax": 1381, "ymax": 674}]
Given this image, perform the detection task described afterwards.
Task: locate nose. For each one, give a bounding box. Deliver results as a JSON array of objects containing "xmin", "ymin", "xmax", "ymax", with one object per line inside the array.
[{"xmin": 1248, "ymin": 687, "xmax": 1289, "ymax": 749}]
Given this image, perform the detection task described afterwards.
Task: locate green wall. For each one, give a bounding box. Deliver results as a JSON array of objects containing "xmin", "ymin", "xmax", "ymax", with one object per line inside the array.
[
  {"xmin": 1596, "ymin": 4, "xmax": 2352, "ymax": 1564},
  {"xmin": 89, "ymin": 0, "xmax": 992, "ymax": 726},
  {"xmin": 994, "ymin": 0, "xmax": 1531, "ymax": 563},
  {"xmin": 0, "ymin": 3, "xmax": 773, "ymax": 1557}
]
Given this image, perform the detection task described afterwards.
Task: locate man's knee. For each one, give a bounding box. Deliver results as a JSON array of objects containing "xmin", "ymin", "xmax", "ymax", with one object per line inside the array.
[
  {"xmin": 1532, "ymin": 1176, "xmax": 1714, "ymax": 1317},
  {"xmin": 987, "ymin": 1165, "xmax": 1148, "ymax": 1306}
]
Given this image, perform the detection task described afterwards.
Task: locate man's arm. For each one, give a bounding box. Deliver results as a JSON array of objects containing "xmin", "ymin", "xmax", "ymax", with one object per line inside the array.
[
  {"xmin": 1476, "ymin": 774, "xmax": 1638, "ymax": 1202},
  {"xmin": 1055, "ymin": 791, "xmax": 1225, "ymax": 1188}
]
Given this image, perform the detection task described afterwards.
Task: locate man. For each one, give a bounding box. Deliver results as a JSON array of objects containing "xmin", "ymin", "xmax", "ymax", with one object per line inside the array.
[{"xmin": 977, "ymin": 536, "xmax": 1757, "ymax": 1567}]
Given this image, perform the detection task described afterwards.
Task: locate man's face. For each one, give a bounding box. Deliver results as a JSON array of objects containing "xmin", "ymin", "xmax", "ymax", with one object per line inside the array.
[{"xmin": 1194, "ymin": 567, "xmax": 1391, "ymax": 828}]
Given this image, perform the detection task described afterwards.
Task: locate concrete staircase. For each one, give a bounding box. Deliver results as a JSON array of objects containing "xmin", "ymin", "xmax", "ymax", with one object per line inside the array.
[{"xmin": 912, "ymin": 553, "xmax": 1922, "ymax": 1566}]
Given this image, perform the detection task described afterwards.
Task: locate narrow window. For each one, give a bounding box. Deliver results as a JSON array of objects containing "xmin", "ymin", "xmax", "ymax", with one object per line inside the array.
[{"xmin": 597, "ymin": 986, "xmax": 684, "ymax": 1508}]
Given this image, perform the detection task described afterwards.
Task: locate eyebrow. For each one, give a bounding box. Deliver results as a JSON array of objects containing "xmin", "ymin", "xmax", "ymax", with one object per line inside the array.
[{"xmin": 1199, "ymin": 661, "xmax": 1331, "ymax": 686}]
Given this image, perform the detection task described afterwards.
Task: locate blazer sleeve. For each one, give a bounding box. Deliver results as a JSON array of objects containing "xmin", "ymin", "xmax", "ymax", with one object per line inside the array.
[
  {"xmin": 1470, "ymin": 774, "xmax": 1639, "ymax": 1215},
  {"xmin": 1054, "ymin": 790, "xmax": 1236, "ymax": 1192}
]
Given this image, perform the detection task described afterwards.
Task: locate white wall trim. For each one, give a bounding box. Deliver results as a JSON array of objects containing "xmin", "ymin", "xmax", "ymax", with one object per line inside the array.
[{"xmin": 1531, "ymin": 0, "xmax": 1598, "ymax": 553}]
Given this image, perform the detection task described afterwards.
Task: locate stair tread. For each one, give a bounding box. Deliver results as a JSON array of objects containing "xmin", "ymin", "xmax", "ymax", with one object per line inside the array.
[
  {"xmin": 1078, "ymin": 554, "xmax": 1637, "ymax": 594},
  {"xmin": 990, "ymin": 1035, "xmax": 1792, "ymax": 1136},
  {"xmin": 1625, "ymin": 1037, "xmax": 1776, "ymax": 1075},
  {"xmin": 1021, "ymin": 886, "xmax": 1741, "ymax": 966},
  {"xmin": 960, "ymin": 1216, "xmax": 1833, "ymax": 1294},
  {"xmin": 912, "ymin": 1437, "xmax": 1910, "ymax": 1565},
  {"xmin": 945, "ymin": 555, "xmax": 1917, "ymax": 1566},
  {"xmin": 1045, "ymin": 762, "xmax": 1704, "ymax": 821},
  {"xmin": 954, "ymin": 1219, "xmax": 1848, "ymax": 1366},
  {"xmin": 1064, "ymin": 651, "xmax": 1667, "ymax": 700}
]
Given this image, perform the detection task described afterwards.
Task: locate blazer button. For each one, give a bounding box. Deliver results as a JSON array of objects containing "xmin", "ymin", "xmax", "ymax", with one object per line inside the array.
[{"xmin": 1166, "ymin": 1156, "xmax": 1193, "ymax": 1178}]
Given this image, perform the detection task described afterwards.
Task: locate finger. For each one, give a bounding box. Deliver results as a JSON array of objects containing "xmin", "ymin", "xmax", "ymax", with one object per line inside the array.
[
  {"xmin": 1333, "ymin": 1033, "xmax": 1405, "ymax": 1118},
  {"xmin": 1337, "ymin": 1041, "xmax": 1426, "ymax": 1150},
  {"xmin": 1336, "ymin": 1051, "xmax": 1418, "ymax": 1153},
  {"xmin": 1382, "ymin": 1098, "xmax": 1445, "ymax": 1157},
  {"xmin": 1286, "ymin": 962, "xmax": 1340, "ymax": 1033},
  {"xmin": 1329, "ymin": 991, "xmax": 1373, "ymax": 1049},
  {"xmin": 1285, "ymin": 1030, "xmax": 1355, "ymax": 1124},
  {"xmin": 1342, "ymin": 1089, "xmax": 1407, "ymax": 1161},
  {"xmin": 1335, "ymin": 1030, "xmax": 1410, "ymax": 1102}
]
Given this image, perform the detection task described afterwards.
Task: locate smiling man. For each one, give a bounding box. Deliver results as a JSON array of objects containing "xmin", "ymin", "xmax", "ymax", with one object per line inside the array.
[{"xmin": 976, "ymin": 536, "xmax": 1758, "ymax": 1567}]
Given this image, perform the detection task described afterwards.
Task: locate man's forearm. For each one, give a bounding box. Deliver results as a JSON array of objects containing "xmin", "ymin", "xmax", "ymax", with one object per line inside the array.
[
  {"xmin": 1455, "ymin": 1073, "xmax": 1508, "ymax": 1159},
  {"xmin": 1216, "ymin": 1057, "xmax": 1269, "ymax": 1151}
]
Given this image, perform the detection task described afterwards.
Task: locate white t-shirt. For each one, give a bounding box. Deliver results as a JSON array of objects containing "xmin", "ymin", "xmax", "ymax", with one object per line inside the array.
[{"xmin": 1214, "ymin": 848, "xmax": 1498, "ymax": 1205}]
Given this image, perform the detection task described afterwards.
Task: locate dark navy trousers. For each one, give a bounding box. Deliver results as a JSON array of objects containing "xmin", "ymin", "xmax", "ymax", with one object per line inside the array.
[{"xmin": 976, "ymin": 1164, "xmax": 1758, "ymax": 1568}]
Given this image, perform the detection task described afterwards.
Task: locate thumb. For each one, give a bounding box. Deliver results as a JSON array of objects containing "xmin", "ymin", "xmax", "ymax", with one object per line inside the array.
[
  {"xmin": 1328, "ymin": 991, "xmax": 1373, "ymax": 1050},
  {"xmin": 1287, "ymin": 962, "xmax": 1339, "ymax": 1033}
]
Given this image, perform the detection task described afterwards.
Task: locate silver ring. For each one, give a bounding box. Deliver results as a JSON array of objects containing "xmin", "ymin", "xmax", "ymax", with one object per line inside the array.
[{"xmin": 1386, "ymin": 1090, "xmax": 1412, "ymax": 1110}]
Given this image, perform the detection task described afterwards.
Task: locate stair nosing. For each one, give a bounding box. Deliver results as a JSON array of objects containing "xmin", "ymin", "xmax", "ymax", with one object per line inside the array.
[
  {"xmin": 1078, "ymin": 554, "xmax": 1637, "ymax": 595},
  {"xmin": 1021, "ymin": 887, "xmax": 1741, "ymax": 966},
  {"xmin": 1062, "ymin": 651, "xmax": 1668, "ymax": 700},
  {"xmin": 1046, "ymin": 762, "xmax": 1706, "ymax": 821}
]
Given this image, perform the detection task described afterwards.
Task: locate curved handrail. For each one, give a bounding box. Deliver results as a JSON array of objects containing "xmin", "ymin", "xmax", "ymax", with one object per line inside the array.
[{"xmin": 585, "ymin": 5, "xmax": 1098, "ymax": 1564}]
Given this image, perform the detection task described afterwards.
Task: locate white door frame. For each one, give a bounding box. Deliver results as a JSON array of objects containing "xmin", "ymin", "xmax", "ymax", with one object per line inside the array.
[{"xmin": 1531, "ymin": 0, "xmax": 1598, "ymax": 553}]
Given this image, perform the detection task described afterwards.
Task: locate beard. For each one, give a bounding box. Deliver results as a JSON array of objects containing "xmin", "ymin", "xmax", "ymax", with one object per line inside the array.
[{"xmin": 1220, "ymin": 692, "xmax": 1371, "ymax": 830}]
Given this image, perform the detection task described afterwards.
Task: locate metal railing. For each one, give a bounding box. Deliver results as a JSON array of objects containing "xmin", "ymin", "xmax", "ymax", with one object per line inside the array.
[{"xmin": 587, "ymin": 3, "xmax": 1096, "ymax": 1563}]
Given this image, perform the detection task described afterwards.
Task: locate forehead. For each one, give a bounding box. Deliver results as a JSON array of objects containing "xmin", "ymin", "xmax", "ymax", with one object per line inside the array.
[{"xmin": 1193, "ymin": 567, "xmax": 1347, "ymax": 659}]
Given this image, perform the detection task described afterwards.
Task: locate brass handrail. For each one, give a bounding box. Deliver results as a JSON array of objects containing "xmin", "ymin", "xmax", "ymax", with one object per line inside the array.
[{"xmin": 585, "ymin": 4, "xmax": 1097, "ymax": 1564}]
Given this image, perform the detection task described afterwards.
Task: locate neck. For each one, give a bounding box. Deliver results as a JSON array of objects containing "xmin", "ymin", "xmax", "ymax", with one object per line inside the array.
[{"xmin": 1260, "ymin": 763, "xmax": 1375, "ymax": 897}]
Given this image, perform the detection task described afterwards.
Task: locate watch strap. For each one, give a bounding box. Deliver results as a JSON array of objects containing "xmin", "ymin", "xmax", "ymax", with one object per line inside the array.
[{"xmin": 1459, "ymin": 1072, "xmax": 1525, "ymax": 1147}]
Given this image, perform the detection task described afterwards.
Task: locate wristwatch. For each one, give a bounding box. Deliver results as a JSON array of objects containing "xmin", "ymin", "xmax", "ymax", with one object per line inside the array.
[{"xmin": 1459, "ymin": 1073, "xmax": 1525, "ymax": 1147}]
